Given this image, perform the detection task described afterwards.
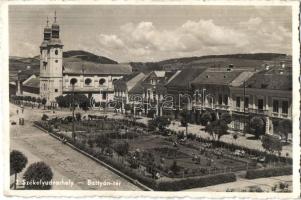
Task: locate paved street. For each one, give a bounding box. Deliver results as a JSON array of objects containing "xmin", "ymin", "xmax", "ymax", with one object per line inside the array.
[
  {"xmin": 10, "ymin": 103, "xmax": 140, "ymax": 190},
  {"xmin": 184, "ymin": 175, "xmax": 292, "ymax": 192}
]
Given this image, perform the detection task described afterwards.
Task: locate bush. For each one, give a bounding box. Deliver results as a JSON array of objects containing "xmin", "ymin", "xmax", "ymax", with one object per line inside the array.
[
  {"xmin": 250, "ymin": 117, "xmax": 265, "ymax": 139},
  {"xmin": 23, "ymin": 162, "xmax": 53, "ymax": 190},
  {"xmin": 75, "ymin": 113, "xmax": 82, "ymax": 121},
  {"xmin": 156, "ymin": 173, "xmax": 236, "ymax": 191},
  {"xmin": 200, "ymin": 111, "xmax": 212, "ymax": 126},
  {"xmin": 245, "ymin": 166, "xmax": 292, "ymax": 179},
  {"xmin": 220, "ymin": 113, "xmax": 232, "ymax": 124},
  {"xmin": 10, "ymin": 150, "xmax": 28, "ymax": 189},
  {"xmin": 41, "ymin": 114, "xmax": 49, "ymax": 121}
]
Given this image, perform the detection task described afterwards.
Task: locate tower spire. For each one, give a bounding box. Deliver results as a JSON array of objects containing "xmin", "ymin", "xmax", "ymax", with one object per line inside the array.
[{"xmin": 54, "ymin": 10, "xmax": 57, "ymax": 23}]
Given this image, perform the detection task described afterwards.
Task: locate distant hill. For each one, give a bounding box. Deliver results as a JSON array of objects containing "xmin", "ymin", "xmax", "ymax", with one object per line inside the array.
[
  {"xmin": 9, "ymin": 51, "xmax": 291, "ymax": 82},
  {"xmin": 63, "ymin": 50, "xmax": 117, "ymax": 64},
  {"xmin": 9, "ymin": 50, "xmax": 118, "ymax": 81},
  {"xmin": 131, "ymin": 53, "xmax": 291, "ymax": 72}
]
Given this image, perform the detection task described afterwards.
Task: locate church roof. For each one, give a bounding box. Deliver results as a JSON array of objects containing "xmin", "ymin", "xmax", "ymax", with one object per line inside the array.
[
  {"xmin": 63, "ymin": 61, "xmax": 132, "ymax": 75},
  {"xmin": 23, "ymin": 76, "xmax": 40, "ymax": 89}
]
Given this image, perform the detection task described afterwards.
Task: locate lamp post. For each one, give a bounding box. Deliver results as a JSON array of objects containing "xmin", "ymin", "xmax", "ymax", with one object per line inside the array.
[
  {"xmin": 202, "ymin": 88, "xmax": 206, "ymax": 110},
  {"xmin": 70, "ymin": 78, "xmax": 77, "ymax": 142}
]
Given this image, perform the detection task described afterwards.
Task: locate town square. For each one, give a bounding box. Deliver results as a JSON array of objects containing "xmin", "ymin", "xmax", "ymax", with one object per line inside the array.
[{"xmin": 5, "ymin": 1, "xmax": 299, "ymax": 196}]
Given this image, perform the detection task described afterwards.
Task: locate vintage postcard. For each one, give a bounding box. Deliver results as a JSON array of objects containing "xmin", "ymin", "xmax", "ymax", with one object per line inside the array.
[{"xmin": 2, "ymin": 0, "xmax": 300, "ymax": 198}]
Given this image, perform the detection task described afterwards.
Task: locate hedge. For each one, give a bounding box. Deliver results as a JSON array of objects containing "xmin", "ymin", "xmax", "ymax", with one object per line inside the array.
[
  {"xmin": 156, "ymin": 173, "xmax": 236, "ymax": 191},
  {"xmin": 245, "ymin": 166, "xmax": 292, "ymax": 179}
]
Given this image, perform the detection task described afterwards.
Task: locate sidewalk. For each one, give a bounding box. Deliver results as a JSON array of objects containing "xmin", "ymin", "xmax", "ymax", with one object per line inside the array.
[{"xmin": 184, "ymin": 175, "xmax": 292, "ymax": 192}]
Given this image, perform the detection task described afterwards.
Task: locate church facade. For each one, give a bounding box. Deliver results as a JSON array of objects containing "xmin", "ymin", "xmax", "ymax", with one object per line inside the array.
[{"xmin": 36, "ymin": 13, "xmax": 132, "ymax": 107}]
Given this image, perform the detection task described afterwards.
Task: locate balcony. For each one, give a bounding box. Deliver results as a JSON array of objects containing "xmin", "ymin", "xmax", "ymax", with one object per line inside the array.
[
  {"xmin": 215, "ymin": 104, "xmax": 230, "ymax": 111},
  {"xmin": 247, "ymin": 108, "xmax": 269, "ymax": 115},
  {"xmin": 271, "ymin": 112, "xmax": 290, "ymax": 119}
]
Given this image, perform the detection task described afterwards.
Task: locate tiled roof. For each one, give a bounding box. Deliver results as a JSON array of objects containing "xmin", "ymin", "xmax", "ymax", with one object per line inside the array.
[
  {"xmin": 191, "ymin": 70, "xmax": 242, "ymax": 86},
  {"xmin": 244, "ymin": 73, "xmax": 292, "ymax": 90},
  {"xmin": 129, "ymin": 81, "xmax": 145, "ymax": 94},
  {"xmin": 114, "ymin": 72, "xmax": 145, "ymax": 91},
  {"xmin": 166, "ymin": 68, "xmax": 206, "ymax": 88},
  {"xmin": 154, "ymin": 71, "xmax": 165, "ymax": 77},
  {"xmin": 230, "ymin": 71, "xmax": 255, "ymax": 87},
  {"xmin": 23, "ymin": 76, "xmax": 40, "ymax": 88},
  {"xmin": 63, "ymin": 61, "xmax": 132, "ymax": 75}
]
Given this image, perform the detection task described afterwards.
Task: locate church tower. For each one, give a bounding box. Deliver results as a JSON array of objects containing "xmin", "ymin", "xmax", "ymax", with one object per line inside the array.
[{"xmin": 39, "ymin": 12, "xmax": 63, "ymax": 107}]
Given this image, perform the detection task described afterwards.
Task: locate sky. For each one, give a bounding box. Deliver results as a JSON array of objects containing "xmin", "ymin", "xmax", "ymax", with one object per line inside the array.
[{"xmin": 9, "ymin": 5, "xmax": 292, "ymax": 62}]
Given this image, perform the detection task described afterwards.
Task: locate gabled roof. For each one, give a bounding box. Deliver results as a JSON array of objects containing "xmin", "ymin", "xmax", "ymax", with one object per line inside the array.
[
  {"xmin": 166, "ymin": 68, "xmax": 206, "ymax": 88},
  {"xmin": 154, "ymin": 71, "xmax": 165, "ymax": 77},
  {"xmin": 23, "ymin": 76, "xmax": 40, "ymax": 88},
  {"xmin": 114, "ymin": 72, "xmax": 145, "ymax": 91},
  {"xmin": 191, "ymin": 70, "xmax": 243, "ymax": 86},
  {"xmin": 230, "ymin": 71, "xmax": 255, "ymax": 87},
  {"xmin": 63, "ymin": 61, "xmax": 132, "ymax": 75},
  {"xmin": 244, "ymin": 73, "xmax": 292, "ymax": 91}
]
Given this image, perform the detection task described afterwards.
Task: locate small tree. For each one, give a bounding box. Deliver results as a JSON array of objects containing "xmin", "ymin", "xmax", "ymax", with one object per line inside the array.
[
  {"xmin": 31, "ymin": 97, "xmax": 36, "ymax": 103},
  {"xmin": 41, "ymin": 98, "xmax": 47, "ymax": 109},
  {"xmin": 36, "ymin": 97, "xmax": 41, "ymax": 104},
  {"xmin": 23, "ymin": 162, "xmax": 53, "ymax": 190},
  {"xmin": 10, "ymin": 150, "xmax": 28, "ymax": 189},
  {"xmin": 148, "ymin": 116, "xmax": 170, "ymax": 132},
  {"xmin": 221, "ymin": 113, "xmax": 232, "ymax": 124},
  {"xmin": 41, "ymin": 114, "xmax": 49, "ymax": 121},
  {"xmin": 205, "ymin": 119, "xmax": 229, "ymax": 141},
  {"xmin": 261, "ymin": 135, "xmax": 282, "ymax": 159},
  {"xmin": 233, "ymin": 133, "xmax": 238, "ymax": 144},
  {"xmin": 250, "ymin": 116, "xmax": 265, "ymax": 139},
  {"xmin": 279, "ymin": 119, "xmax": 292, "ymax": 142},
  {"xmin": 170, "ymin": 160, "xmax": 180, "ymax": 175},
  {"xmin": 95, "ymin": 134, "xmax": 112, "ymax": 152},
  {"xmin": 113, "ymin": 142, "xmax": 129, "ymax": 157},
  {"xmin": 75, "ymin": 113, "xmax": 81, "ymax": 121},
  {"xmin": 200, "ymin": 111, "xmax": 212, "ymax": 126},
  {"xmin": 124, "ymin": 104, "xmax": 131, "ymax": 114}
]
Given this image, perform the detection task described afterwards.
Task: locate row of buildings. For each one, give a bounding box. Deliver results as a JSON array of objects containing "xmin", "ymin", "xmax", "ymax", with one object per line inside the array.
[
  {"xmin": 9, "ymin": 13, "xmax": 292, "ymax": 137},
  {"xmin": 113, "ymin": 64, "xmax": 292, "ymax": 136}
]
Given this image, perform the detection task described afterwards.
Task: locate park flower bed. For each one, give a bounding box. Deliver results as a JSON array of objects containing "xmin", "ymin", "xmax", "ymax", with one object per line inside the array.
[{"xmin": 33, "ymin": 115, "xmax": 292, "ymax": 191}]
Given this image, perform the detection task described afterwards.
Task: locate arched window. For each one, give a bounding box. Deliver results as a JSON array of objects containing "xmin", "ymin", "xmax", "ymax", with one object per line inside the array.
[
  {"xmin": 85, "ymin": 78, "xmax": 92, "ymax": 86},
  {"xmin": 70, "ymin": 78, "xmax": 78, "ymax": 86},
  {"xmin": 55, "ymin": 49, "xmax": 58, "ymax": 55},
  {"xmin": 112, "ymin": 78, "xmax": 118, "ymax": 83},
  {"xmin": 99, "ymin": 78, "xmax": 106, "ymax": 85}
]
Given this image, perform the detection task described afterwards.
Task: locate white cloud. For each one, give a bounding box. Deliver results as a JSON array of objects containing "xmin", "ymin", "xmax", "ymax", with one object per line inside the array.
[{"xmin": 92, "ymin": 17, "xmax": 291, "ymax": 61}]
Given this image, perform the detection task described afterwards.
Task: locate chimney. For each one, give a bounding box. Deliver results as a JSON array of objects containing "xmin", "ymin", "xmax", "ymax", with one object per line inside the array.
[{"xmin": 265, "ymin": 65, "xmax": 270, "ymax": 70}]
